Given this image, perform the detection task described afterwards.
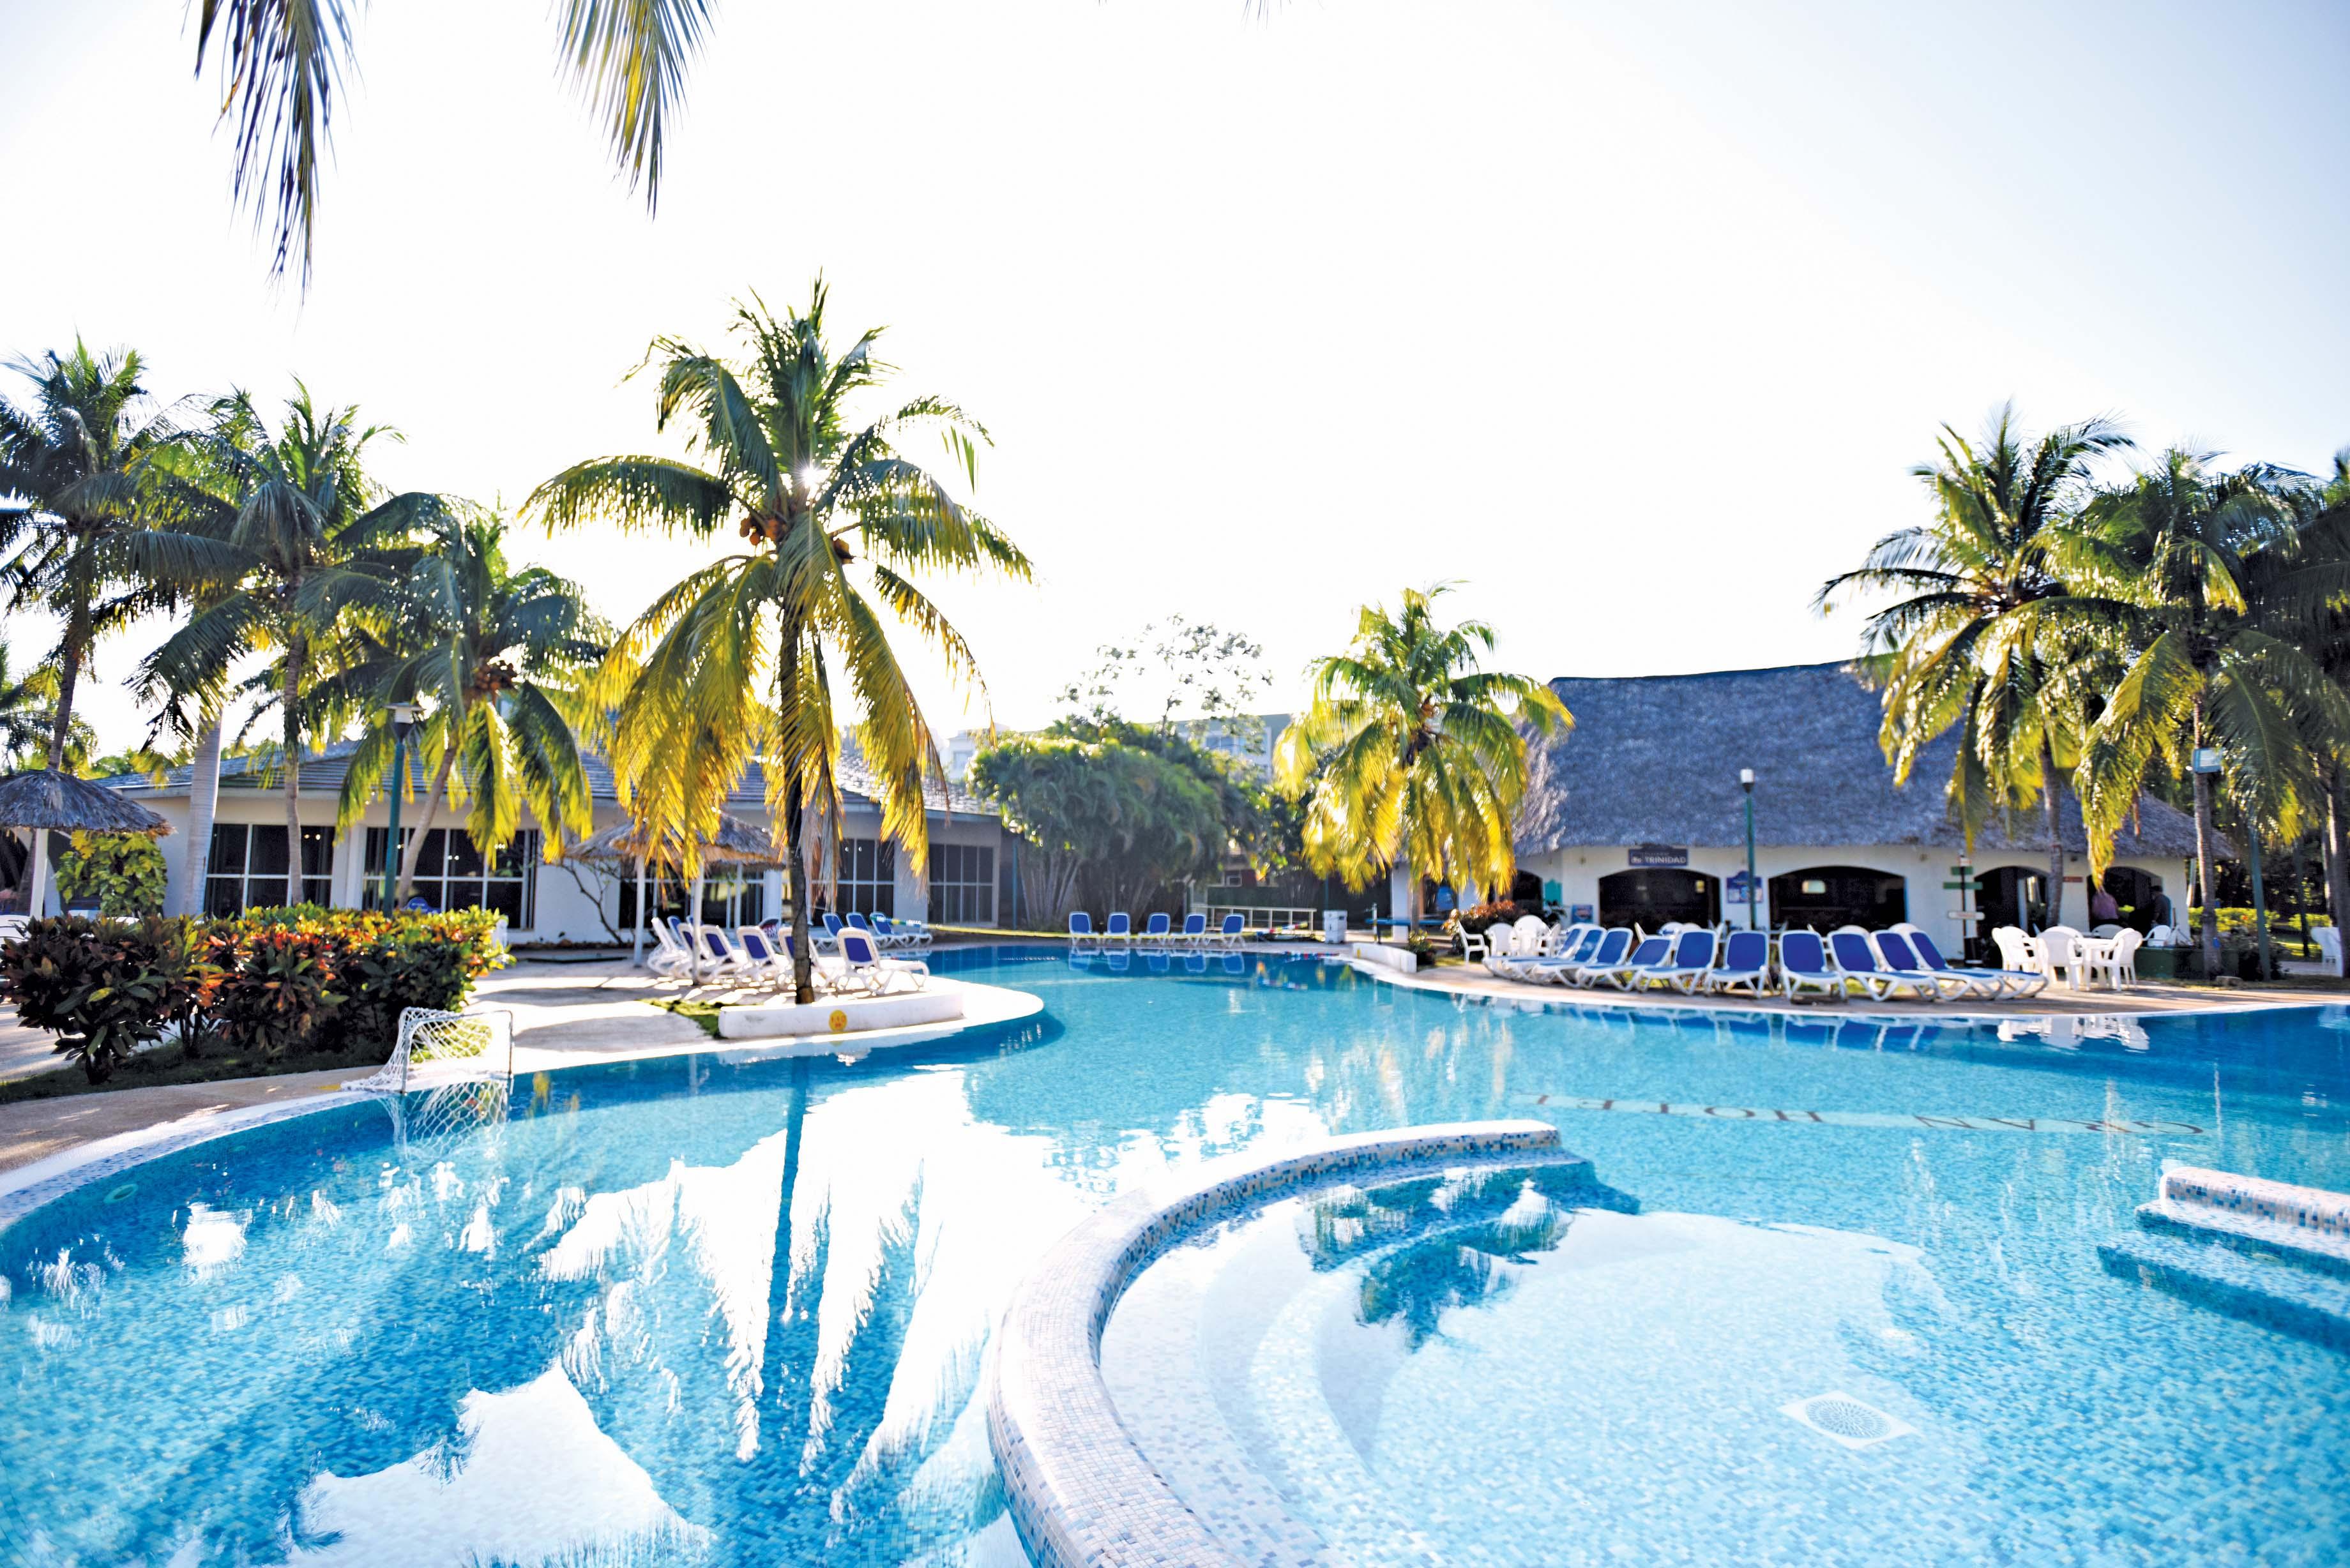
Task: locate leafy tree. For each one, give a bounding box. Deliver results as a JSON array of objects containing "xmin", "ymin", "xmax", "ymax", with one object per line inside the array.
[
  {"xmin": 2072, "ymin": 449, "xmax": 2350, "ymax": 974},
  {"xmin": 328, "ymin": 510, "xmax": 605, "ymax": 901},
  {"xmin": 1274, "ymin": 584, "xmax": 1568, "ymax": 918},
  {"xmin": 529, "ymin": 280, "xmax": 1029, "ymax": 1001},
  {"xmin": 192, "ymin": 0, "xmax": 713, "ymax": 285},
  {"xmin": 53, "ymin": 832, "xmax": 169, "ymax": 915},
  {"xmin": 0, "ymin": 343, "xmax": 229, "ymax": 774},
  {"xmin": 1816, "ymin": 407, "xmax": 2131, "ymax": 928},
  {"xmin": 1058, "ymin": 616, "xmax": 1274, "ymax": 746},
  {"xmin": 968, "ymin": 733, "xmax": 1225, "ymax": 920},
  {"xmin": 0, "ymin": 640, "xmax": 94, "ymax": 771},
  {"xmin": 142, "ymin": 386, "xmax": 444, "ymax": 905}
]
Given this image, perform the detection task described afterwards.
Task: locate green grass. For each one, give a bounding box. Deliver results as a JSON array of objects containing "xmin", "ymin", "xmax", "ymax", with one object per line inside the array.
[
  {"xmin": 645, "ymin": 998, "xmax": 723, "ymax": 1037},
  {"xmin": 0, "ymin": 1041, "xmax": 383, "ymax": 1104}
]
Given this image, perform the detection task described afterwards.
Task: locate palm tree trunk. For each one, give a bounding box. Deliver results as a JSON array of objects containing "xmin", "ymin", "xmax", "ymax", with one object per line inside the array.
[
  {"xmin": 2244, "ymin": 810, "xmax": 2272, "ymax": 981},
  {"xmin": 283, "ymin": 633, "xmax": 307, "ymax": 908},
  {"xmin": 2190, "ymin": 765, "xmax": 2221, "ymax": 978},
  {"xmin": 2038, "ymin": 734, "xmax": 2066, "ymax": 933},
  {"xmin": 2324, "ymin": 763, "xmax": 2349, "ymax": 979},
  {"xmin": 176, "ymin": 712, "xmax": 225, "ymax": 919},
  {"xmin": 46, "ymin": 611, "xmax": 84, "ymax": 773},
  {"xmin": 396, "ymin": 737, "xmax": 460, "ymax": 901}
]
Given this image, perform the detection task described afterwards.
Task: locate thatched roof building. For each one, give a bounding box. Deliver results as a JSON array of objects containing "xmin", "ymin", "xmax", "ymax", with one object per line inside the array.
[
  {"xmin": 0, "ymin": 769, "xmax": 172, "ymax": 836},
  {"xmin": 1517, "ymin": 662, "xmax": 2204, "ymax": 857}
]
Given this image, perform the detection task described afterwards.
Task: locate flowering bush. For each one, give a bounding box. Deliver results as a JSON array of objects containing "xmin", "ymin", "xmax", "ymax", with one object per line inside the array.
[
  {"xmin": 1458, "ymin": 900, "xmax": 1526, "ymax": 935},
  {"xmin": 0, "ymin": 916, "xmax": 219, "ymax": 1083},
  {"xmin": 1, "ymin": 906, "xmax": 506, "ymax": 1071}
]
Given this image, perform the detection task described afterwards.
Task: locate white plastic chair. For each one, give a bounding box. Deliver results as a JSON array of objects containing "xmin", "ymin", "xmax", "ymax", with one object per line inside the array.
[
  {"xmin": 2316, "ymin": 926, "xmax": 2343, "ymax": 972},
  {"xmin": 1512, "ymin": 915, "xmax": 1552, "ymax": 958},
  {"xmin": 2082, "ymin": 927, "xmax": 2143, "ymax": 988},
  {"xmin": 2038, "ymin": 926, "xmax": 2084, "ymax": 988}
]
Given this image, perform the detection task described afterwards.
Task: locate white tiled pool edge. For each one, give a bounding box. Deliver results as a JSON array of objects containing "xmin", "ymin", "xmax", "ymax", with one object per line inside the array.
[{"xmin": 986, "ymin": 1120, "xmax": 1568, "ymax": 1568}]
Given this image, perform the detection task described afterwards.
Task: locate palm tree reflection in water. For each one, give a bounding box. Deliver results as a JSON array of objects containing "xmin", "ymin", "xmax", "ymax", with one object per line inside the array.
[{"xmin": 1303, "ymin": 1162, "xmax": 1638, "ymax": 1351}]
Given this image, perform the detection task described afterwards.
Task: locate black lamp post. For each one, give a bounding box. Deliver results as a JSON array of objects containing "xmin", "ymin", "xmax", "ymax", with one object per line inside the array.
[
  {"xmin": 381, "ymin": 702, "xmax": 417, "ymax": 909},
  {"xmin": 1740, "ymin": 767, "xmax": 1758, "ymax": 931}
]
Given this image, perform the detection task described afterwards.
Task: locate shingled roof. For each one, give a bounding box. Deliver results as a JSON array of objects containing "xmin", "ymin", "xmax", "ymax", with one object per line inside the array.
[
  {"xmin": 96, "ymin": 743, "xmax": 997, "ymax": 818},
  {"xmin": 1515, "ymin": 661, "xmax": 2208, "ymax": 859}
]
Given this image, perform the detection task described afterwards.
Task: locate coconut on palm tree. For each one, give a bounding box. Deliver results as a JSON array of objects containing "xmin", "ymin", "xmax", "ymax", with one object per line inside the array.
[
  {"xmin": 141, "ymin": 385, "xmax": 445, "ymax": 906},
  {"xmin": 1816, "ymin": 406, "xmax": 2131, "ymax": 932},
  {"xmin": 2072, "ymin": 448, "xmax": 2350, "ymax": 976},
  {"xmin": 328, "ymin": 509, "xmax": 605, "ymax": 901},
  {"xmin": 1274, "ymin": 584, "xmax": 1570, "ymax": 921},
  {"xmin": 528, "ymin": 280, "xmax": 1030, "ymax": 1002},
  {"xmin": 0, "ymin": 342, "xmax": 238, "ymax": 912}
]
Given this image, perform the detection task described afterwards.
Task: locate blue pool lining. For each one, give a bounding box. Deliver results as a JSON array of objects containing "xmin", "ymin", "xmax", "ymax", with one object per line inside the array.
[{"xmin": 985, "ymin": 1119, "xmax": 1575, "ymax": 1568}]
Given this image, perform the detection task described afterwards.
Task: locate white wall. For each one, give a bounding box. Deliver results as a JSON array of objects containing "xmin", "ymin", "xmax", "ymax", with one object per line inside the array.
[{"xmin": 1520, "ymin": 843, "xmax": 2186, "ymax": 954}]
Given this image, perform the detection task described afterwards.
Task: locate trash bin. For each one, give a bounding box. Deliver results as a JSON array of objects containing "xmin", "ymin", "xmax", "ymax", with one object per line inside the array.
[{"xmin": 1323, "ymin": 910, "xmax": 1349, "ymax": 945}]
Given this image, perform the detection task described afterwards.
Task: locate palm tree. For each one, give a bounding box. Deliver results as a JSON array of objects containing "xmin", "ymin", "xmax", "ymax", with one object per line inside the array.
[
  {"xmin": 2073, "ymin": 449, "xmax": 2350, "ymax": 976},
  {"xmin": 328, "ymin": 511, "xmax": 605, "ymax": 901},
  {"xmin": 1273, "ymin": 584, "xmax": 1569, "ymax": 921},
  {"xmin": 528, "ymin": 280, "xmax": 1030, "ymax": 1001},
  {"xmin": 192, "ymin": 1, "xmax": 711, "ymax": 285},
  {"xmin": 142, "ymin": 386, "xmax": 444, "ymax": 906},
  {"xmin": 0, "ymin": 640, "xmax": 89, "ymax": 771},
  {"xmin": 0, "ymin": 343, "xmax": 234, "ymax": 912},
  {"xmin": 1816, "ymin": 407, "xmax": 2132, "ymax": 932}
]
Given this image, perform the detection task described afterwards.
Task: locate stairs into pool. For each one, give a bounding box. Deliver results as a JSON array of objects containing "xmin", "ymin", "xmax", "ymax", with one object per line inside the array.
[{"xmin": 2098, "ymin": 1165, "xmax": 2350, "ymax": 1352}]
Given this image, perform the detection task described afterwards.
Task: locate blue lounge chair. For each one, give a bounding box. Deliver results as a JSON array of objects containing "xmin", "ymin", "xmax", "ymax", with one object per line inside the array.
[
  {"xmin": 1179, "ymin": 912, "xmax": 1209, "ymax": 947},
  {"xmin": 1564, "ymin": 928, "xmax": 1635, "ymax": 987},
  {"xmin": 1777, "ymin": 931, "xmax": 1845, "ymax": 1003},
  {"xmin": 1068, "ymin": 912, "xmax": 1100, "ymax": 952},
  {"xmin": 871, "ymin": 913, "xmax": 929, "ymax": 950},
  {"xmin": 838, "ymin": 929, "xmax": 928, "ymax": 994},
  {"xmin": 1593, "ymin": 933, "xmax": 1672, "ymax": 990},
  {"xmin": 737, "ymin": 924, "xmax": 792, "ymax": 983},
  {"xmin": 1901, "ymin": 928, "xmax": 2045, "ymax": 999},
  {"xmin": 693, "ymin": 924, "xmax": 755, "ymax": 983},
  {"xmin": 1635, "ymin": 928, "xmax": 1717, "ymax": 993},
  {"xmin": 1871, "ymin": 931, "xmax": 1968, "ymax": 1000},
  {"xmin": 1704, "ymin": 930, "xmax": 1773, "ymax": 998},
  {"xmin": 1492, "ymin": 925, "xmax": 1597, "ymax": 983},
  {"xmin": 1216, "ymin": 912, "xmax": 1247, "ymax": 949},
  {"xmin": 1104, "ymin": 912, "xmax": 1133, "ymax": 947},
  {"xmin": 1830, "ymin": 930, "xmax": 1939, "ymax": 1001},
  {"xmin": 1141, "ymin": 912, "xmax": 1174, "ymax": 947},
  {"xmin": 820, "ymin": 912, "xmax": 846, "ymax": 953}
]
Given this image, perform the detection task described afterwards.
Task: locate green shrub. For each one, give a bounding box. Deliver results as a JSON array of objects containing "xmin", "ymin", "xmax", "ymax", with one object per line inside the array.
[
  {"xmin": 52, "ymin": 832, "xmax": 168, "ymax": 916},
  {"xmin": 1458, "ymin": 900, "xmax": 1526, "ymax": 936},
  {"xmin": 0, "ymin": 915, "xmax": 219, "ymax": 1083},
  {"xmin": 208, "ymin": 923, "xmax": 347, "ymax": 1057}
]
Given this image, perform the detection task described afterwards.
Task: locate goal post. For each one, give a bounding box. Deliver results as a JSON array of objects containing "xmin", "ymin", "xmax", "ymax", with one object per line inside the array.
[{"xmin": 347, "ymin": 1006, "xmax": 517, "ymax": 1094}]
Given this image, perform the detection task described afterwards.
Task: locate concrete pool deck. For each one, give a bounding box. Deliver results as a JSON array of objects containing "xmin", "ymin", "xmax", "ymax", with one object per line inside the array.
[
  {"xmin": 0, "ymin": 956, "xmax": 1036, "ymax": 1184},
  {"xmin": 2, "ymin": 940, "xmax": 2341, "ymax": 1190}
]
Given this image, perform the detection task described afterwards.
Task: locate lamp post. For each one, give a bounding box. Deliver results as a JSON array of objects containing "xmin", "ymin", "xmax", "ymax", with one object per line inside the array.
[
  {"xmin": 381, "ymin": 702, "xmax": 417, "ymax": 909},
  {"xmin": 1740, "ymin": 767, "xmax": 1758, "ymax": 931}
]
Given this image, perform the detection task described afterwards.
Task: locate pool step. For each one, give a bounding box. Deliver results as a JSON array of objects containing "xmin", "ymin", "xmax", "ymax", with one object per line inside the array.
[
  {"xmin": 2096, "ymin": 1233, "xmax": 2350, "ymax": 1353},
  {"xmin": 2134, "ymin": 1165, "xmax": 2350, "ymax": 1278}
]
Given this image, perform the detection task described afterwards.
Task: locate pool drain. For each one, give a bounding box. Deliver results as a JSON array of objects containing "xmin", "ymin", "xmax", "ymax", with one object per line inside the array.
[{"xmin": 1778, "ymin": 1391, "xmax": 1916, "ymax": 1451}]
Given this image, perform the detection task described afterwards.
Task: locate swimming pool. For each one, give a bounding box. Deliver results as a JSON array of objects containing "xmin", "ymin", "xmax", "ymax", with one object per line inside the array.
[{"xmin": 2, "ymin": 949, "xmax": 2345, "ymax": 1565}]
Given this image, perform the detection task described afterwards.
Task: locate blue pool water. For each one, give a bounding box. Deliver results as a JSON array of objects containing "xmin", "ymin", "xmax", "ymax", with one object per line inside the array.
[{"xmin": 2, "ymin": 949, "xmax": 2346, "ymax": 1566}]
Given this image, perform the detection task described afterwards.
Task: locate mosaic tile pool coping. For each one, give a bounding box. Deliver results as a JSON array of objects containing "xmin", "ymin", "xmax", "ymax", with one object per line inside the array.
[{"xmin": 985, "ymin": 1119, "xmax": 1573, "ymax": 1568}]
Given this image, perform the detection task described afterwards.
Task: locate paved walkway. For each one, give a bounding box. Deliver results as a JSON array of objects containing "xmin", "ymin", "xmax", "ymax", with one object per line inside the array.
[{"xmin": 4, "ymin": 944, "xmax": 2342, "ymax": 1183}]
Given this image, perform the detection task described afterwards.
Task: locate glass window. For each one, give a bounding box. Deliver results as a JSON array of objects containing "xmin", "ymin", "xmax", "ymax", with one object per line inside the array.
[
  {"xmin": 203, "ymin": 824, "xmax": 336, "ymax": 913},
  {"xmin": 927, "ymin": 840, "xmax": 995, "ymax": 924},
  {"xmin": 837, "ymin": 837, "xmax": 896, "ymax": 917},
  {"xmin": 361, "ymin": 826, "xmax": 536, "ymax": 925}
]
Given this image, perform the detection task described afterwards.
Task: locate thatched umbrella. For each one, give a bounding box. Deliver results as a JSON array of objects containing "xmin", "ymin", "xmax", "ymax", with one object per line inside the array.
[
  {"xmin": 0, "ymin": 770, "xmax": 171, "ymax": 919},
  {"xmin": 568, "ymin": 813, "xmax": 782, "ymax": 964}
]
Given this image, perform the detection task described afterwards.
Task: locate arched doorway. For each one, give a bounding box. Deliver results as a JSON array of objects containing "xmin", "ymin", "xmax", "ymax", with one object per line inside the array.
[
  {"xmin": 1510, "ymin": 870, "xmax": 1545, "ymax": 907},
  {"xmin": 1769, "ymin": 866, "xmax": 1906, "ymax": 933},
  {"xmin": 1975, "ymin": 865, "xmax": 2049, "ymax": 935},
  {"xmin": 1598, "ymin": 868, "xmax": 1718, "ymax": 932},
  {"xmin": 2098, "ymin": 866, "xmax": 2162, "ymax": 932}
]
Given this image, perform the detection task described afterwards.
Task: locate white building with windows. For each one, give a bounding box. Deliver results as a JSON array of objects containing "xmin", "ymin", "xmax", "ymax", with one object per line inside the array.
[
  {"xmin": 1406, "ymin": 662, "xmax": 2208, "ymax": 956},
  {"xmin": 99, "ymin": 744, "xmax": 1012, "ymax": 939}
]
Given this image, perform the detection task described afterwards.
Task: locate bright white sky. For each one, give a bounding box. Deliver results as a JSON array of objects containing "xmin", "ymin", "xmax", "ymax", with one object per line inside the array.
[{"xmin": 4, "ymin": 0, "xmax": 2346, "ymax": 757}]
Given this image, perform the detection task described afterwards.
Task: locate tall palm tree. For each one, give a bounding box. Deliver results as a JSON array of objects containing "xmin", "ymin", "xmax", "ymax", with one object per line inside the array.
[
  {"xmin": 142, "ymin": 386, "xmax": 444, "ymax": 906},
  {"xmin": 328, "ymin": 511, "xmax": 605, "ymax": 901},
  {"xmin": 1816, "ymin": 407, "xmax": 2132, "ymax": 931},
  {"xmin": 1273, "ymin": 584, "xmax": 1570, "ymax": 919},
  {"xmin": 0, "ymin": 343, "xmax": 233, "ymax": 912},
  {"xmin": 0, "ymin": 640, "xmax": 89, "ymax": 771},
  {"xmin": 2073, "ymin": 448, "xmax": 2350, "ymax": 976},
  {"xmin": 192, "ymin": 1, "xmax": 712, "ymax": 285},
  {"xmin": 528, "ymin": 280, "xmax": 1031, "ymax": 1001}
]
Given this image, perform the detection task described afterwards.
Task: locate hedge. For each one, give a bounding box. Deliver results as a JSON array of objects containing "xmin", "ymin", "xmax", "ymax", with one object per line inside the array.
[{"xmin": 0, "ymin": 907, "xmax": 506, "ymax": 1085}]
